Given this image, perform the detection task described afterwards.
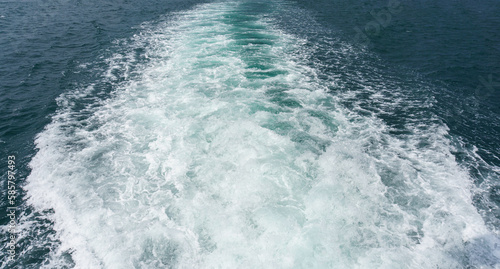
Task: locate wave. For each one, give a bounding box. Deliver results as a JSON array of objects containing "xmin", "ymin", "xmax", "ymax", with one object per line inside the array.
[{"xmin": 24, "ymin": 1, "xmax": 500, "ymax": 268}]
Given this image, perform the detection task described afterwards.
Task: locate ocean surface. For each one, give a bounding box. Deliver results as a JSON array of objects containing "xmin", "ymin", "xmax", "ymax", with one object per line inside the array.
[{"xmin": 1, "ymin": 0, "xmax": 499, "ymax": 268}]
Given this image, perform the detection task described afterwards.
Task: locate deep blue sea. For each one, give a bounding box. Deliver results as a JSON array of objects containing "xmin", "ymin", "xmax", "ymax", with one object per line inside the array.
[{"xmin": 1, "ymin": 0, "xmax": 499, "ymax": 268}]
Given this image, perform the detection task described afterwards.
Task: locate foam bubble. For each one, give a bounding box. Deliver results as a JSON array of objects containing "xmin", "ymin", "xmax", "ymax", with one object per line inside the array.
[{"xmin": 25, "ymin": 1, "xmax": 500, "ymax": 268}]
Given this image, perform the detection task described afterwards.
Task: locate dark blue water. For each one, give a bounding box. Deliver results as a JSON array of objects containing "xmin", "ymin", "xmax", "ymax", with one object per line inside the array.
[
  {"xmin": 294, "ymin": 0, "xmax": 500, "ymax": 161},
  {"xmin": 292, "ymin": 0, "xmax": 500, "ymax": 232},
  {"xmin": 1, "ymin": 1, "xmax": 207, "ymax": 267},
  {"xmin": 1, "ymin": 0, "xmax": 499, "ymax": 267}
]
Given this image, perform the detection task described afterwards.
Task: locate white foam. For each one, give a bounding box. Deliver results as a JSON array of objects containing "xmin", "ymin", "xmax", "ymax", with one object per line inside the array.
[{"xmin": 25, "ymin": 1, "xmax": 500, "ymax": 268}]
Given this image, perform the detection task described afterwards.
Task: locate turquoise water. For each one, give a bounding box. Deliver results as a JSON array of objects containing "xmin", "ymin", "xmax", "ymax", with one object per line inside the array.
[{"xmin": 1, "ymin": 0, "xmax": 499, "ymax": 268}]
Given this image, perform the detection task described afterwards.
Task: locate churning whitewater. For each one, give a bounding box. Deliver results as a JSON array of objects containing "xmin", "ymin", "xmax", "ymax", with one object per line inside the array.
[{"xmin": 24, "ymin": 1, "xmax": 500, "ymax": 268}]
